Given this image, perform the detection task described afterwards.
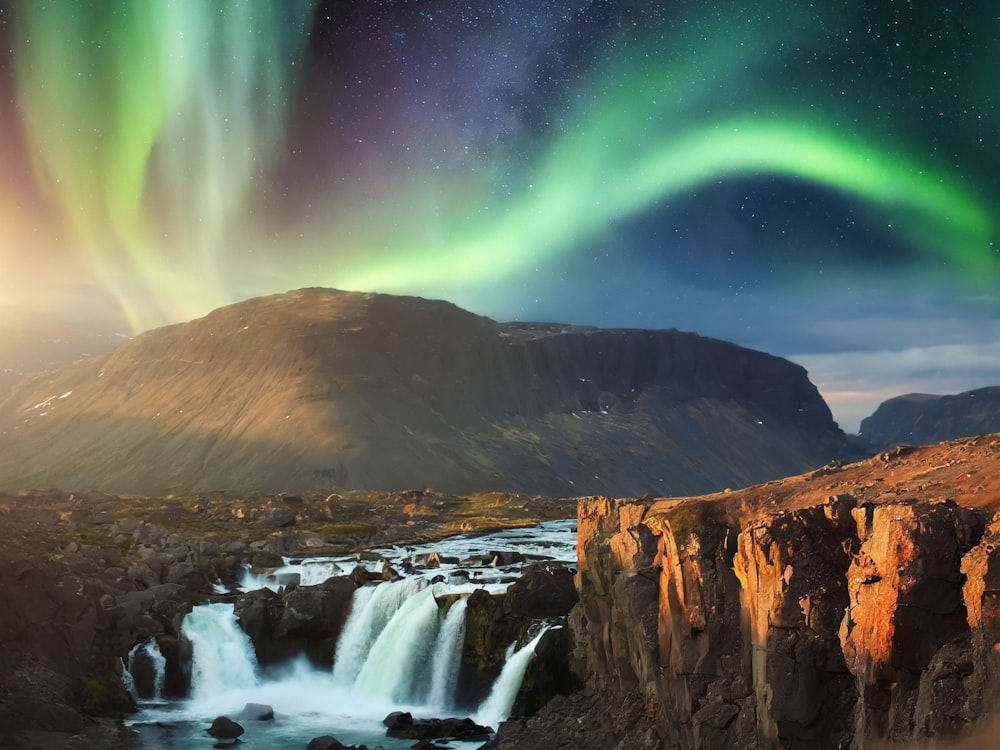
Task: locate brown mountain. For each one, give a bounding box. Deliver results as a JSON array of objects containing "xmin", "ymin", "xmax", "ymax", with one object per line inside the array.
[
  {"xmin": 859, "ymin": 386, "xmax": 1000, "ymax": 451},
  {"xmin": 0, "ymin": 306, "xmax": 123, "ymax": 400},
  {"xmin": 0, "ymin": 288, "xmax": 856, "ymax": 496}
]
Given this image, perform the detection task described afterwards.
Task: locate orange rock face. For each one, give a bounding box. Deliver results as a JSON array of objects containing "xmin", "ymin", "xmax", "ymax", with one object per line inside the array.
[{"xmin": 572, "ymin": 434, "xmax": 1000, "ymax": 749}]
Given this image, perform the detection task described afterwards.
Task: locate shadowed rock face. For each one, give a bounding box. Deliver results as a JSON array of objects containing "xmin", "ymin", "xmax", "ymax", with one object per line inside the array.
[
  {"xmin": 488, "ymin": 434, "xmax": 1000, "ymax": 750},
  {"xmin": 0, "ymin": 288, "xmax": 855, "ymax": 497},
  {"xmin": 859, "ymin": 387, "xmax": 1000, "ymax": 451}
]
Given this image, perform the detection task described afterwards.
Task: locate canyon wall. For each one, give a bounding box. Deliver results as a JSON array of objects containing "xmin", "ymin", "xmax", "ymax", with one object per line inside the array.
[{"xmin": 569, "ymin": 436, "xmax": 1000, "ymax": 749}]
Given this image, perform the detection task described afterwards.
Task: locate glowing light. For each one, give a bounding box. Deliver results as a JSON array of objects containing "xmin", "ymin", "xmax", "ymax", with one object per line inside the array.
[{"xmin": 14, "ymin": 0, "xmax": 317, "ymax": 330}]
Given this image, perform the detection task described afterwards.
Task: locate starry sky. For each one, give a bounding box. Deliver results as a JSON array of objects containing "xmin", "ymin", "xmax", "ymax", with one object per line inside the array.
[{"xmin": 0, "ymin": 0, "xmax": 997, "ymax": 432}]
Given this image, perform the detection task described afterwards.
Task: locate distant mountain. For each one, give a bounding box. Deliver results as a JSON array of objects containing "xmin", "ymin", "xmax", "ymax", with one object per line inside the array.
[
  {"xmin": 0, "ymin": 288, "xmax": 858, "ymax": 496},
  {"xmin": 859, "ymin": 386, "xmax": 1000, "ymax": 451},
  {"xmin": 0, "ymin": 307, "xmax": 124, "ymax": 399}
]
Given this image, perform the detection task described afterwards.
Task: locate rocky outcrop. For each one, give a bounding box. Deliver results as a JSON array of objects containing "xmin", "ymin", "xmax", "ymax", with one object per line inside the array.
[
  {"xmin": 859, "ymin": 386, "xmax": 1000, "ymax": 451},
  {"xmin": 495, "ymin": 434, "xmax": 1000, "ymax": 749},
  {"xmin": 382, "ymin": 711, "xmax": 492, "ymax": 741},
  {"xmin": 234, "ymin": 576, "xmax": 356, "ymax": 666},
  {"xmin": 0, "ymin": 288, "xmax": 855, "ymax": 497}
]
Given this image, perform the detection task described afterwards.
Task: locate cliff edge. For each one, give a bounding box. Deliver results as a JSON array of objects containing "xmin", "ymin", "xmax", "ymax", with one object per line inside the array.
[{"xmin": 493, "ymin": 434, "xmax": 1000, "ymax": 749}]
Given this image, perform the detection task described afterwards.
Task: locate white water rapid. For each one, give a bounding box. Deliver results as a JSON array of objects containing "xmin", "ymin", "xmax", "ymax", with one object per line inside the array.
[
  {"xmin": 180, "ymin": 602, "xmax": 259, "ymax": 703},
  {"xmin": 475, "ymin": 628, "xmax": 551, "ymax": 729}
]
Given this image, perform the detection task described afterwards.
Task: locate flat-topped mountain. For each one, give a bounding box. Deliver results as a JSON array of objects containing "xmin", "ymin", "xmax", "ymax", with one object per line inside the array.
[
  {"xmin": 859, "ymin": 386, "xmax": 1000, "ymax": 450},
  {"xmin": 0, "ymin": 288, "xmax": 856, "ymax": 496}
]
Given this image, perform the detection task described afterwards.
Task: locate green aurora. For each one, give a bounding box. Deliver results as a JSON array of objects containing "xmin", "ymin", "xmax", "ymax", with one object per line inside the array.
[{"xmin": 4, "ymin": 0, "xmax": 997, "ymax": 332}]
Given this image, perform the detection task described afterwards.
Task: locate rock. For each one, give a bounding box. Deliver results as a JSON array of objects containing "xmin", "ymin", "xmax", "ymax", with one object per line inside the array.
[
  {"xmin": 306, "ymin": 737, "xmax": 345, "ymax": 750},
  {"xmin": 382, "ymin": 711, "xmax": 492, "ymax": 741},
  {"xmin": 206, "ymin": 716, "xmax": 244, "ymax": 740},
  {"xmin": 239, "ymin": 702, "xmax": 274, "ymax": 721},
  {"xmin": 505, "ymin": 562, "xmax": 578, "ymax": 619},
  {"xmin": 259, "ymin": 508, "xmax": 297, "ymax": 528},
  {"xmin": 350, "ymin": 565, "xmax": 383, "ymax": 587},
  {"xmin": 305, "ymin": 736, "xmax": 368, "ymax": 750}
]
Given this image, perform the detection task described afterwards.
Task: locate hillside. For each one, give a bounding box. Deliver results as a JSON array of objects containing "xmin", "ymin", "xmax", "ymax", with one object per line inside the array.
[
  {"xmin": 0, "ymin": 306, "xmax": 122, "ymax": 400},
  {"xmin": 860, "ymin": 386, "xmax": 1000, "ymax": 450},
  {"xmin": 0, "ymin": 288, "xmax": 857, "ymax": 496}
]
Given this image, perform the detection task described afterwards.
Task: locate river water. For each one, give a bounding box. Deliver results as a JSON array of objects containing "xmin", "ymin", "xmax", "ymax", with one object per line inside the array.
[{"xmin": 126, "ymin": 519, "xmax": 576, "ymax": 749}]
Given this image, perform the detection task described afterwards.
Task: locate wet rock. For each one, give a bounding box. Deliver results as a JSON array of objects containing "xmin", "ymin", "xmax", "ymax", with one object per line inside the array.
[
  {"xmin": 234, "ymin": 577, "xmax": 355, "ymax": 667},
  {"xmin": 207, "ymin": 715, "xmax": 244, "ymax": 740},
  {"xmin": 382, "ymin": 711, "xmax": 492, "ymax": 741},
  {"xmin": 239, "ymin": 702, "xmax": 274, "ymax": 721},
  {"xmin": 305, "ymin": 735, "xmax": 367, "ymax": 750},
  {"xmin": 350, "ymin": 565, "xmax": 383, "ymax": 587}
]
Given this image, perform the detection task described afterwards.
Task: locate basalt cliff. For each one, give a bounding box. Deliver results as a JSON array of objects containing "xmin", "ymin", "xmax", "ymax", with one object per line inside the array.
[
  {"xmin": 494, "ymin": 434, "xmax": 1000, "ymax": 749},
  {"xmin": 0, "ymin": 288, "xmax": 854, "ymax": 497}
]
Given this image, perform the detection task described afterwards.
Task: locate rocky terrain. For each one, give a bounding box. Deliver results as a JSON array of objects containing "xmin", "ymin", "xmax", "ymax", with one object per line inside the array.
[
  {"xmin": 5, "ymin": 433, "xmax": 1000, "ymax": 748},
  {"xmin": 860, "ymin": 387, "xmax": 1000, "ymax": 451},
  {"xmin": 487, "ymin": 432, "xmax": 1000, "ymax": 749},
  {"xmin": 0, "ymin": 288, "xmax": 858, "ymax": 497}
]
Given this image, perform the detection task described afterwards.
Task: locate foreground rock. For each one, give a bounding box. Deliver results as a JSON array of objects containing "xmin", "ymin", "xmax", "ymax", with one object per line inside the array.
[
  {"xmin": 382, "ymin": 711, "xmax": 492, "ymax": 741},
  {"xmin": 0, "ymin": 288, "xmax": 857, "ymax": 497},
  {"xmin": 207, "ymin": 715, "xmax": 245, "ymax": 740},
  {"xmin": 495, "ymin": 434, "xmax": 1000, "ymax": 749},
  {"xmin": 306, "ymin": 736, "xmax": 369, "ymax": 750}
]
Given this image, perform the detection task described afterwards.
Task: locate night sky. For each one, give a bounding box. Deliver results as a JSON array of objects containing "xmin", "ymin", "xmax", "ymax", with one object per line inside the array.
[{"xmin": 0, "ymin": 1, "xmax": 997, "ymax": 432}]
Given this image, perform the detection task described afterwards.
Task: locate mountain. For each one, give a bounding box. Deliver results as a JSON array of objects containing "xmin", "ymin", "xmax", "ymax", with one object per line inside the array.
[
  {"xmin": 0, "ymin": 288, "xmax": 857, "ymax": 496},
  {"xmin": 0, "ymin": 306, "xmax": 123, "ymax": 399},
  {"xmin": 859, "ymin": 386, "xmax": 1000, "ymax": 450}
]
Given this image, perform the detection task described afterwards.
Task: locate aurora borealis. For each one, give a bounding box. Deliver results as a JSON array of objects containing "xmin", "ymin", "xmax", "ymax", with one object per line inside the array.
[{"xmin": 0, "ymin": 0, "xmax": 997, "ymax": 430}]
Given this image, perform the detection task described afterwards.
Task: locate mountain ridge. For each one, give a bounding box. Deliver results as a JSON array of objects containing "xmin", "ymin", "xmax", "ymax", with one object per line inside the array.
[{"xmin": 0, "ymin": 288, "xmax": 857, "ymax": 496}]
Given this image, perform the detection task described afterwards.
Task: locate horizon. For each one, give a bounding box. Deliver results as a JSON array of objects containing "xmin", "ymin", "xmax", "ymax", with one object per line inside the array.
[{"xmin": 0, "ymin": 1, "xmax": 997, "ymax": 433}]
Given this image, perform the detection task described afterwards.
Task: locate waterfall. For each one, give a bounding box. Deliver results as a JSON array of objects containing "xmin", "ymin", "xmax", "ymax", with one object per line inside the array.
[
  {"xmin": 180, "ymin": 602, "xmax": 258, "ymax": 702},
  {"xmin": 426, "ymin": 597, "xmax": 468, "ymax": 711},
  {"xmin": 475, "ymin": 628, "xmax": 549, "ymax": 729},
  {"xmin": 332, "ymin": 577, "xmax": 428, "ymax": 685},
  {"xmin": 333, "ymin": 579, "xmax": 472, "ymax": 712},
  {"xmin": 353, "ymin": 586, "xmax": 442, "ymax": 703},
  {"xmin": 121, "ymin": 658, "xmax": 138, "ymax": 703},
  {"xmin": 123, "ymin": 638, "xmax": 167, "ymax": 702}
]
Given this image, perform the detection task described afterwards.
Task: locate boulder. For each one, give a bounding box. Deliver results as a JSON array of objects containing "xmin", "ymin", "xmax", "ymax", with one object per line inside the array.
[
  {"xmin": 206, "ymin": 715, "xmax": 244, "ymax": 740},
  {"xmin": 505, "ymin": 562, "xmax": 578, "ymax": 619},
  {"xmin": 305, "ymin": 736, "xmax": 368, "ymax": 750},
  {"xmin": 239, "ymin": 702, "xmax": 274, "ymax": 721},
  {"xmin": 382, "ymin": 711, "xmax": 492, "ymax": 741}
]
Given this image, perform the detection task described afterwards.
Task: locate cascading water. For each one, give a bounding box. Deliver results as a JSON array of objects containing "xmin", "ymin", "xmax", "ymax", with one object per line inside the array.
[
  {"xmin": 180, "ymin": 602, "xmax": 258, "ymax": 703},
  {"xmin": 332, "ymin": 576, "xmax": 428, "ymax": 686},
  {"xmin": 352, "ymin": 585, "xmax": 444, "ymax": 703},
  {"xmin": 128, "ymin": 519, "xmax": 577, "ymax": 749},
  {"xmin": 476, "ymin": 628, "xmax": 551, "ymax": 730},
  {"xmin": 427, "ymin": 596, "xmax": 468, "ymax": 711},
  {"xmin": 123, "ymin": 637, "xmax": 167, "ymax": 702}
]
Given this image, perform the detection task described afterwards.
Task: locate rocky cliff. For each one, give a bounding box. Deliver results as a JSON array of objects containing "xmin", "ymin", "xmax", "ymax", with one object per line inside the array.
[
  {"xmin": 0, "ymin": 288, "xmax": 855, "ymax": 497},
  {"xmin": 493, "ymin": 434, "xmax": 1000, "ymax": 749},
  {"xmin": 860, "ymin": 387, "xmax": 1000, "ymax": 451}
]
